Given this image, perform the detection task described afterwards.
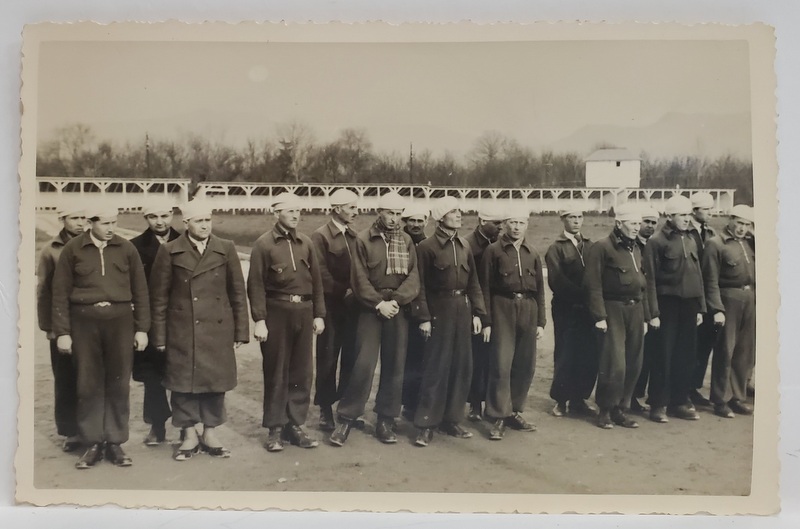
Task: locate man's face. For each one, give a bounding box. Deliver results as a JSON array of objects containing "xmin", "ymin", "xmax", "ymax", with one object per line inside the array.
[
  {"xmin": 145, "ymin": 211, "xmax": 174, "ymax": 236},
  {"xmin": 276, "ymin": 207, "xmax": 301, "ymax": 230},
  {"xmin": 693, "ymin": 207, "xmax": 712, "ymax": 223},
  {"xmin": 479, "ymin": 219, "xmax": 502, "ymax": 240},
  {"xmin": 640, "ymin": 217, "xmax": 658, "ymax": 239},
  {"xmin": 561, "ymin": 213, "xmax": 583, "ymax": 235},
  {"xmin": 185, "ymin": 216, "xmax": 212, "ymax": 240},
  {"xmin": 617, "ymin": 219, "xmax": 641, "ymax": 239},
  {"xmin": 504, "ymin": 217, "xmax": 528, "ymax": 240},
  {"xmin": 334, "ymin": 202, "xmax": 358, "ymax": 225},
  {"xmin": 670, "ymin": 213, "xmax": 692, "ymax": 231},
  {"xmin": 440, "ymin": 209, "xmax": 462, "ymax": 230},
  {"xmin": 728, "ymin": 216, "xmax": 753, "ymax": 239},
  {"xmin": 61, "ymin": 214, "xmax": 86, "ymax": 237},
  {"xmin": 90, "ymin": 216, "xmax": 117, "ymax": 241},
  {"xmin": 402, "ymin": 214, "xmax": 425, "ymax": 233}
]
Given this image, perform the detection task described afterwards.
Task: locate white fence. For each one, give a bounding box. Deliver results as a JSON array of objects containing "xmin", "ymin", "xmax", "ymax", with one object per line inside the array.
[{"xmin": 36, "ymin": 177, "xmax": 736, "ymax": 215}]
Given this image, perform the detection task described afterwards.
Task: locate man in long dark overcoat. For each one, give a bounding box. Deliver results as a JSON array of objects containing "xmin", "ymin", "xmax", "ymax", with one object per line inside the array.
[{"xmin": 150, "ymin": 200, "xmax": 249, "ymax": 461}]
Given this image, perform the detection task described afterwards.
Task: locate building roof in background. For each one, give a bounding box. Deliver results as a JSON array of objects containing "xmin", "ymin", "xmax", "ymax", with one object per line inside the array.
[{"xmin": 585, "ymin": 148, "xmax": 641, "ymax": 162}]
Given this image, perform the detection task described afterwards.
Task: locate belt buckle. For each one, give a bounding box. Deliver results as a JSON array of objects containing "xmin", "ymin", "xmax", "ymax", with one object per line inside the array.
[
  {"xmin": 94, "ymin": 301, "xmax": 111, "ymax": 308},
  {"xmin": 514, "ymin": 293, "xmax": 523, "ymax": 299},
  {"xmin": 743, "ymin": 285, "xmax": 752, "ymax": 291},
  {"xmin": 289, "ymin": 294, "xmax": 302, "ymax": 303}
]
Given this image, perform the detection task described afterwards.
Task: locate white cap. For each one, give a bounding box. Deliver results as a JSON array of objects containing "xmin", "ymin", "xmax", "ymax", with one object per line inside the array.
[
  {"xmin": 477, "ymin": 204, "xmax": 505, "ymax": 222},
  {"xmin": 329, "ymin": 189, "xmax": 359, "ymax": 207},
  {"xmin": 401, "ymin": 202, "xmax": 430, "ymax": 220},
  {"xmin": 86, "ymin": 205, "xmax": 120, "ymax": 220},
  {"xmin": 558, "ymin": 207, "xmax": 584, "ymax": 217},
  {"xmin": 56, "ymin": 203, "xmax": 86, "ymax": 219},
  {"xmin": 142, "ymin": 200, "xmax": 176, "ymax": 216},
  {"xmin": 729, "ymin": 204, "xmax": 754, "ymax": 223},
  {"xmin": 613, "ymin": 203, "xmax": 642, "ymax": 222},
  {"xmin": 180, "ymin": 200, "xmax": 213, "ymax": 221},
  {"xmin": 639, "ymin": 205, "xmax": 661, "ymax": 220},
  {"xmin": 271, "ymin": 192, "xmax": 301, "ymax": 212},
  {"xmin": 691, "ymin": 192, "xmax": 715, "ymax": 209},
  {"xmin": 430, "ymin": 196, "xmax": 460, "ymax": 222},
  {"xmin": 664, "ymin": 195, "xmax": 693, "ymax": 215},
  {"xmin": 502, "ymin": 205, "xmax": 532, "ymax": 221},
  {"xmin": 377, "ymin": 191, "xmax": 405, "ymax": 211}
]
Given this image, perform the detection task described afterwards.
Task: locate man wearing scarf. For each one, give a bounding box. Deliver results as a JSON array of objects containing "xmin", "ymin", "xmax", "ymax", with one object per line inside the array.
[
  {"xmin": 584, "ymin": 203, "xmax": 650, "ymax": 430},
  {"xmin": 248, "ymin": 193, "xmax": 326, "ymax": 452},
  {"xmin": 686, "ymin": 192, "xmax": 720, "ymax": 407},
  {"xmin": 703, "ymin": 205, "xmax": 756, "ymax": 419},
  {"xmin": 464, "ymin": 205, "xmax": 504, "ymax": 422},
  {"xmin": 642, "ymin": 196, "xmax": 706, "ymax": 424},
  {"xmin": 412, "ymin": 197, "xmax": 487, "ymax": 446},
  {"xmin": 330, "ymin": 191, "xmax": 420, "ymax": 446},
  {"xmin": 400, "ymin": 202, "xmax": 430, "ymax": 421},
  {"xmin": 479, "ymin": 207, "xmax": 546, "ymax": 440}
]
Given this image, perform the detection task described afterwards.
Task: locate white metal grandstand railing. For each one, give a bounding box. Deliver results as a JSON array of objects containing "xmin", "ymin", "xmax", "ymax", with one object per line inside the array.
[{"xmin": 36, "ymin": 177, "xmax": 736, "ymax": 214}]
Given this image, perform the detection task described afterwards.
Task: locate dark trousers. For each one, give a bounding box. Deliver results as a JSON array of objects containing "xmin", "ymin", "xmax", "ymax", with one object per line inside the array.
[
  {"xmin": 133, "ymin": 345, "xmax": 171, "ymax": 427},
  {"xmin": 711, "ymin": 288, "xmax": 755, "ymax": 405},
  {"xmin": 634, "ymin": 327, "xmax": 659, "ymax": 400},
  {"xmin": 649, "ymin": 296, "xmax": 700, "ymax": 408},
  {"xmin": 691, "ymin": 314, "xmax": 720, "ymax": 389},
  {"xmin": 261, "ymin": 300, "xmax": 314, "ymax": 428},
  {"xmin": 401, "ymin": 318, "xmax": 426, "ymax": 412},
  {"xmin": 550, "ymin": 298, "xmax": 571, "ymax": 368},
  {"xmin": 468, "ymin": 333, "xmax": 491, "ymax": 407},
  {"xmin": 595, "ymin": 300, "xmax": 644, "ymax": 411},
  {"xmin": 414, "ymin": 295, "xmax": 473, "ymax": 428},
  {"xmin": 171, "ymin": 392, "xmax": 226, "ymax": 428},
  {"xmin": 336, "ymin": 309, "xmax": 408, "ymax": 421},
  {"xmin": 314, "ymin": 294, "xmax": 358, "ymax": 409},
  {"xmin": 70, "ymin": 304, "xmax": 134, "ymax": 445},
  {"xmin": 485, "ymin": 296, "xmax": 538, "ymax": 420},
  {"xmin": 49, "ymin": 339, "xmax": 78, "ymax": 437},
  {"xmin": 549, "ymin": 305, "xmax": 599, "ymax": 405}
]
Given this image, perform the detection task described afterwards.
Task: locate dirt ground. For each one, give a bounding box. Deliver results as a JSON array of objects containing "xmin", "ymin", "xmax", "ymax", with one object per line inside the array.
[{"xmin": 29, "ymin": 211, "xmax": 753, "ymax": 495}]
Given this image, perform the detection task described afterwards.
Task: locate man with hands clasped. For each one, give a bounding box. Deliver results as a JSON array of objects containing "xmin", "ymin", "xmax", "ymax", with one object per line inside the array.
[
  {"xmin": 248, "ymin": 193, "xmax": 326, "ymax": 452},
  {"xmin": 411, "ymin": 197, "xmax": 487, "ymax": 446}
]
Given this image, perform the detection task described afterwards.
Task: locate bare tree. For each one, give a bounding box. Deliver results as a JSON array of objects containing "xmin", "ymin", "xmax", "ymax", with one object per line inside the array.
[{"xmin": 275, "ymin": 120, "xmax": 316, "ymax": 182}]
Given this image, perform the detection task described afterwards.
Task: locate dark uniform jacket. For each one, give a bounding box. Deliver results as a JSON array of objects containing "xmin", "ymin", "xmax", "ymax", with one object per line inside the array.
[
  {"xmin": 37, "ymin": 229, "xmax": 72, "ymax": 333},
  {"xmin": 545, "ymin": 232, "xmax": 592, "ymax": 307},
  {"xmin": 702, "ymin": 228, "xmax": 756, "ymax": 315},
  {"xmin": 311, "ymin": 220, "xmax": 357, "ymax": 298},
  {"xmin": 150, "ymin": 232, "xmax": 249, "ymax": 393},
  {"xmin": 464, "ymin": 226, "xmax": 493, "ymax": 269},
  {"xmin": 247, "ymin": 223, "xmax": 326, "ymax": 321},
  {"xmin": 584, "ymin": 232, "xmax": 651, "ymax": 323},
  {"xmin": 642, "ymin": 222, "xmax": 707, "ymax": 318},
  {"xmin": 687, "ymin": 219, "xmax": 717, "ymax": 262},
  {"xmin": 130, "ymin": 227, "xmax": 181, "ymax": 280},
  {"xmin": 480, "ymin": 235, "xmax": 546, "ymax": 328},
  {"xmin": 414, "ymin": 230, "xmax": 488, "ymax": 325},
  {"xmin": 51, "ymin": 232, "xmax": 150, "ymax": 336},
  {"xmin": 350, "ymin": 224, "xmax": 420, "ymax": 309}
]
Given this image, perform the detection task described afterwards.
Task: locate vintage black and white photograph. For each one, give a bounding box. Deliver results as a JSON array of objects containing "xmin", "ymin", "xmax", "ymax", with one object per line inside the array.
[{"xmin": 15, "ymin": 22, "xmax": 779, "ymax": 513}]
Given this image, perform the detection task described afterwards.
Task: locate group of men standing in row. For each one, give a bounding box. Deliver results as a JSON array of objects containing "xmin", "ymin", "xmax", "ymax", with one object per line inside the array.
[{"xmin": 36, "ymin": 189, "xmax": 756, "ymax": 470}]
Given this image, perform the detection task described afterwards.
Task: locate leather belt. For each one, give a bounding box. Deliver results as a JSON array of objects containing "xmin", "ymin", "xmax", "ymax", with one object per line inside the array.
[
  {"xmin": 497, "ymin": 292, "xmax": 535, "ymax": 300},
  {"xmin": 432, "ymin": 289, "xmax": 467, "ymax": 297},
  {"xmin": 721, "ymin": 285, "xmax": 753, "ymax": 291},
  {"xmin": 607, "ymin": 298, "xmax": 640, "ymax": 306},
  {"xmin": 269, "ymin": 293, "xmax": 312, "ymax": 303}
]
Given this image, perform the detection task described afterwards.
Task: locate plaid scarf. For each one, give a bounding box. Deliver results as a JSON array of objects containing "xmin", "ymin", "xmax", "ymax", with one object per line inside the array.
[{"xmin": 377, "ymin": 218, "xmax": 409, "ymax": 275}]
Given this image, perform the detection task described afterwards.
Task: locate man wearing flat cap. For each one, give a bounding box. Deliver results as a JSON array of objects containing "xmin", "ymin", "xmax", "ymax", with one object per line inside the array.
[
  {"xmin": 311, "ymin": 189, "xmax": 359, "ymax": 432},
  {"xmin": 51, "ymin": 205, "xmax": 150, "ymax": 469},
  {"xmin": 703, "ymin": 205, "xmax": 756, "ymax": 419},
  {"xmin": 400, "ymin": 201, "xmax": 430, "ymax": 421},
  {"xmin": 412, "ymin": 197, "xmax": 487, "ymax": 446},
  {"xmin": 150, "ymin": 200, "xmax": 249, "ymax": 461},
  {"xmin": 37, "ymin": 203, "xmax": 86, "ymax": 453},
  {"xmin": 632, "ymin": 206, "xmax": 661, "ymax": 413},
  {"xmin": 480, "ymin": 206, "xmax": 545, "ymax": 440},
  {"xmin": 464, "ymin": 204, "xmax": 504, "ymax": 422},
  {"xmin": 330, "ymin": 191, "xmax": 420, "ymax": 446},
  {"xmin": 642, "ymin": 196, "xmax": 706, "ymax": 424},
  {"xmin": 248, "ymin": 193, "xmax": 326, "ymax": 452},
  {"xmin": 130, "ymin": 201, "xmax": 181, "ymax": 446},
  {"xmin": 584, "ymin": 203, "xmax": 650, "ymax": 430},
  {"xmin": 546, "ymin": 208, "xmax": 598, "ymax": 419},
  {"xmin": 687, "ymin": 191, "xmax": 720, "ymax": 407}
]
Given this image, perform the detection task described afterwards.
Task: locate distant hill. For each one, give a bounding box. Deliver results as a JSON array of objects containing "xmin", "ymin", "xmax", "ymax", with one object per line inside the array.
[{"xmin": 545, "ymin": 112, "xmax": 752, "ymax": 160}]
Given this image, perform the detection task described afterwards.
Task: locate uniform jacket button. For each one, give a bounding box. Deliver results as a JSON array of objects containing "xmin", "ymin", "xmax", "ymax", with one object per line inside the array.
[{"xmin": 193, "ymin": 297, "xmax": 198, "ymax": 301}]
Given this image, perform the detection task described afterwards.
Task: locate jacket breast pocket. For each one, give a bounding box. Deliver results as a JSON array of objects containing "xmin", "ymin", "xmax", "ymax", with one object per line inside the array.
[
  {"xmin": 662, "ymin": 249, "xmax": 682, "ymax": 273},
  {"xmin": 114, "ymin": 261, "xmax": 130, "ymax": 274},
  {"xmin": 268, "ymin": 263, "xmax": 291, "ymax": 286},
  {"xmin": 609, "ymin": 265, "xmax": 633, "ymax": 286},
  {"xmin": 431, "ymin": 260, "xmax": 452, "ymax": 284},
  {"xmin": 75, "ymin": 263, "xmax": 94, "ymax": 276}
]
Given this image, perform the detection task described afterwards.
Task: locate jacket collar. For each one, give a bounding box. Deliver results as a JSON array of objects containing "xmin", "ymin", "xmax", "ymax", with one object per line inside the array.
[
  {"xmin": 271, "ymin": 222, "xmax": 301, "ymax": 243},
  {"xmin": 79, "ymin": 231, "xmax": 124, "ymax": 248},
  {"xmin": 433, "ymin": 227, "xmax": 465, "ymax": 248},
  {"xmin": 326, "ymin": 219, "xmax": 356, "ymax": 239},
  {"xmin": 500, "ymin": 234, "xmax": 534, "ymax": 253},
  {"xmin": 555, "ymin": 231, "xmax": 588, "ymax": 244},
  {"xmin": 50, "ymin": 228, "xmax": 73, "ymax": 248},
  {"xmin": 720, "ymin": 227, "xmax": 753, "ymax": 244},
  {"xmin": 170, "ymin": 231, "xmax": 225, "ymax": 255}
]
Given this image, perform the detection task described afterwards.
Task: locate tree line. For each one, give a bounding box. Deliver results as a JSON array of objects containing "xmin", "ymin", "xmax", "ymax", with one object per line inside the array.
[{"xmin": 36, "ymin": 122, "xmax": 754, "ymax": 204}]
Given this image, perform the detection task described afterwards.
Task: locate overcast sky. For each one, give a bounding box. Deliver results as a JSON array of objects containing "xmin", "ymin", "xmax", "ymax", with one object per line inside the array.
[{"xmin": 36, "ymin": 39, "xmax": 752, "ymax": 159}]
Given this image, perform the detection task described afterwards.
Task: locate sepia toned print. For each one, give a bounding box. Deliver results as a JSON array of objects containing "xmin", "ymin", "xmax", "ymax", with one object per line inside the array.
[{"xmin": 16, "ymin": 22, "xmax": 779, "ymax": 514}]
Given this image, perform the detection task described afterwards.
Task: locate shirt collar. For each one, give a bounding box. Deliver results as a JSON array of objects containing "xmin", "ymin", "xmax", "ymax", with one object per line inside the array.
[
  {"xmin": 689, "ymin": 218, "xmax": 704, "ymax": 232},
  {"xmin": 501, "ymin": 234, "xmax": 532, "ymax": 252},
  {"xmin": 88, "ymin": 231, "xmax": 107, "ymax": 249},
  {"xmin": 562, "ymin": 230, "xmax": 582, "ymax": 248},
  {"xmin": 272, "ymin": 222, "xmax": 299, "ymax": 243},
  {"xmin": 330, "ymin": 218, "xmax": 348, "ymax": 235},
  {"xmin": 187, "ymin": 233, "xmax": 209, "ymax": 250}
]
